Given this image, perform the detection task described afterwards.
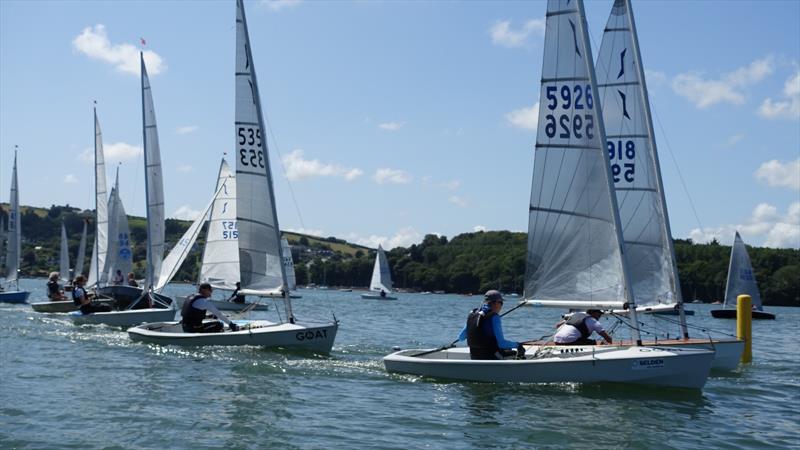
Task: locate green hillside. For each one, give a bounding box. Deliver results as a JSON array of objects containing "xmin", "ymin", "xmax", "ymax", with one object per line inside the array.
[{"xmin": 1, "ymin": 203, "xmax": 798, "ymax": 306}]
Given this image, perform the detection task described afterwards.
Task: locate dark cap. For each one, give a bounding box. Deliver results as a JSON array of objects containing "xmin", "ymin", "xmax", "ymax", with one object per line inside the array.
[
  {"xmin": 586, "ymin": 309, "xmax": 603, "ymax": 315},
  {"xmin": 484, "ymin": 290, "xmax": 504, "ymax": 303}
]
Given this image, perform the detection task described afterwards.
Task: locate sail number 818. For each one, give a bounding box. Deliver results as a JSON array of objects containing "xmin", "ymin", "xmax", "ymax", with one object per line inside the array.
[
  {"xmin": 544, "ymin": 84, "xmax": 594, "ymax": 140},
  {"xmin": 238, "ymin": 126, "xmax": 265, "ymax": 169}
]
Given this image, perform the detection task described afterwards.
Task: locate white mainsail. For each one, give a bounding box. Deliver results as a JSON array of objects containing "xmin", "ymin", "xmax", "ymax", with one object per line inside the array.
[
  {"xmin": 524, "ymin": 0, "xmax": 633, "ymax": 311},
  {"xmin": 369, "ymin": 245, "xmax": 392, "ymax": 293},
  {"xmin": 87, "ymin": 109, "xmax": 109, "ymax": 287},
  {"xmin": 724, "ymin": 232, "xmax": 763, "ymax": 310},
  {"xmin": 234, "ymin": 0, "xmax": 288, "ymax": 299},
  {"xmin": 59, "ymin": 223, "xmax": 70, "ymax": 282},
  {"xmin": 198, "ymin": 159, "xmax": 240, "ymax": 290},
  {"xmin": 596, "ymin": 0, "xmax": 682, "ymax": 311},
  {"xmin": 141, "ymin": 52, "xmax": 166, "ymax": 290},
  {"xmin": 155, "ymin": 183, "xmax": 226, "ymax": 293},
  {"xmin": 105, "ymin": 169, "xmax": 133, "ymax": 283},
  {"xmin": 74, "ymin": 219, "xmax": 88, "ymax": 278},
  {"xmin": 5, "ymin": 149, "xmax": 20, "ymax": 284},
  {"xmin": 281, "ymin": 238, "xmax": 296, "ymax": 290}
]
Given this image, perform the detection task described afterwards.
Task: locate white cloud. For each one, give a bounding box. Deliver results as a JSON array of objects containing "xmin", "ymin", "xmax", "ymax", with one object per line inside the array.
[
  {"xmin": 261, "ymin": 0, "xmax": 301, "ymax": 11},
  {"xmin": 176, "ymin": 125, "xmax": 198, "ymax": 135},
  {"xmin": 286, "ymin": 227, "xmax": 325, "ymax": 238},
  {"xmin": 505, "ymin": 102, "xmax": 539, "ymax": 130},
  {"xmin": 754, "ymin": 159, "xmax": 800, "ymax": 190},
  {"xmin": 723, "ymin": 133, "xmax": 744, "ymax": 148},
  {"xmin": 177, "ymin": 164, "xmax": 193, "ymax": 173},
  {"xmin": 671, "ymin": 56, "xmax": 774, "ymax": 108},
  {"xmin": 473, "ymin": 225, "xmax": 487, "ymax": 232},
  {"xmin": 63, "ymin": 174, "xmax": 79, "ymax": 184},
  {"xmin": 688, "ymin": 202, "xmax": 800, "ymax": 248},
  {"xmin": 373, "ymin": 168, "xmax": 412, "ymax": 185},
  {"xmin": 78, "ymin": 142, "xmax": 142, "ymax": 163},
  {"xmin": 448, "ymin": 195, "xmax": 468, "ymax": 208},
  {"xmin": 489, "ymin": 19, "xmax": 545, "ymax": 48},
  {"xmin": 378, "ymin": 121, "xmax": 405, "ymax": 131},
  {"xmin": 282, "ymin": 149, "xmax": 362, "ymax": 181},
  {"xmin": 440, "ymin": 180, "xmax": 461, "ymax": 191},
  {"xmin": 348, "ymin": 227, "xmax": 422, "ymax": 250},
  {"xmin": 72, "ymin": 24, "xmax": 166, "ymax": 76},
  {"xmin": 758, "ymin": 71, "xmax": 800, "ymax": 120},
  {"xmin": 645, "ymin": 69, "xmax": 668, "ymax": 88},
  {"xmin": 173, "ymin": 205, "xmax": 202, "ymax": 221}
]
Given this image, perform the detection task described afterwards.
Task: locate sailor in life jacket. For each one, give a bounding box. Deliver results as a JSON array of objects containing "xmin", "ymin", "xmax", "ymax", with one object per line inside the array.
[
  {"xmin": 456, "ymin": 290, "xmax": 525, "ymax": 360},
  {"xmin": 181, "ymin": 282, "xmax": 240, "ymax": 333},
  {"xmin": 553, "ymin": 309, "xmax": 613, "ymax": 345}
]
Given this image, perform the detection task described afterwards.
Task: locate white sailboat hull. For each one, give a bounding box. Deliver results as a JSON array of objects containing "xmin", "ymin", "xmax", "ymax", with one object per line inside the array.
[
  {"xmin": 174, "ymin": 296, "xmax": 270, "ymax": 312},
  {"xmin": 361, "ymin": 293, "xmax": 398, "ymax": 300},
  {"xmin": 30, "ymin": 299, "xmax": 114, "ymax": 313},
  {"xmin": 128, "ymin": 320, "xmax": 338, "ymax": 353},
  {"xmin": 384, "ymin": 345, "xmax": 713, "ymax": 389},
  {"xmin": 69, "ymin": 308, "xmax": 176, "ymax": 328}
]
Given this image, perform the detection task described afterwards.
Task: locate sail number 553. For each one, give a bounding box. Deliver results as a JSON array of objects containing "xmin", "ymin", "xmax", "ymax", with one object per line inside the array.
[
  {"xmin": 544, "ymin": 84, "xmax": 594, "ymax": 140},
  {"xmin": 238, "ymin": 126, "xmax": 265, "ymax": 169}
]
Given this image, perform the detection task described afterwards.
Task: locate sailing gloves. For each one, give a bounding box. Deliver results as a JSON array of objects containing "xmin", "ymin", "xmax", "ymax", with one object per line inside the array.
[{"xmin": 516, "ymin": 343, "xmax": 526, "ymax": 358}]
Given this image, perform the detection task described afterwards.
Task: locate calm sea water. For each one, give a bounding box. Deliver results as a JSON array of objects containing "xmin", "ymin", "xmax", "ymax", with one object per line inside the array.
[{"xmin": 1, "ymin": 278, "xmax": 798, "ymax": 449}]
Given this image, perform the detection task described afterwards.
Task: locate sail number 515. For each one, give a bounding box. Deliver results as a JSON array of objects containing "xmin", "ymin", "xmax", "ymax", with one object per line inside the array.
[{"xmin": 238, "ymin": 126, "xmax": 265, "ymax": 169}]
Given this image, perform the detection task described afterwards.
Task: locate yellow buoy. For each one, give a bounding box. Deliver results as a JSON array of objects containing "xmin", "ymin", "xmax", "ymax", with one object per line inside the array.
[{"xmin": 737, "ymin": 294, "xmax": 752, "ymax": 363}]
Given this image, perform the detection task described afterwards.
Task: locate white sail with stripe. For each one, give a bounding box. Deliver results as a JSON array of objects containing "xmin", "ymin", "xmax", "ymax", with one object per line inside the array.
[
  {"xmin": 140, "ymin": 52, "xmax": 166, "ymax": 290},
  {"xmin": 595, "ymin": 0, "xmax": 681, "ymax": 311},
  {"xmin": 59, "ymin": 223, "xmax": 70, "ymax": 282},
  {"xmin": 281, "ymin": 238, "xmax": 296, "ymax": 291},
  {"xmin": 234, "ymin": 0, "xmax": 287, "ymax": 298},
  {"xmin": 369, "ymin": 245, "xmax": 393, "ymax": 293},
  {"xmin": 198, "ymin": 158, "xmax": 240, "ymax": 290},
  {"xmin": 74, "ymin": 219, "xmax": 88, "ymax": 278},
  {"xmin": 87, "ymin": 110, "xmax": 109, "ymax": 288},
  {"xmin": 524, "ymin": 0, "xmax": 633, "ymax": 312},
  {"xmin": 724, "ymin": 232, "xmax": 763, "ymax": 310}
]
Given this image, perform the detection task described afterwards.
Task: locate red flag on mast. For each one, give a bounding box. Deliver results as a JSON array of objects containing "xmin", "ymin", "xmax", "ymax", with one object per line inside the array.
[{"xmin": 140, "ymin": 37, "xmax": 147, "ymax": 46}]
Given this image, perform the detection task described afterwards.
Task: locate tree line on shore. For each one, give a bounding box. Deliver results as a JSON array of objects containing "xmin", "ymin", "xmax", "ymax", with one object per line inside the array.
[{"xmin": 3, "ymin": 204, "xmax": 798, "ymax": 306}]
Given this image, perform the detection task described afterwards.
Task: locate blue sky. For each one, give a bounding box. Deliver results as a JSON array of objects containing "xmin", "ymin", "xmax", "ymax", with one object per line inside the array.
[{"xmin": 1, "ymin": 0, "xmax": 798, "ymax": 249}]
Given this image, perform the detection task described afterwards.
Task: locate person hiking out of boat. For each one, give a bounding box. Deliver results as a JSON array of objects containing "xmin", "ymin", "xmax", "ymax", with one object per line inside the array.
[
  {"xmin": 553, "ymin": 309, "xmax": 612, "ymax": 345},
  {"xmin": 456, "ymin": 290, "xmax": 525, "ymax": 360},
  {"xmin": 227, "ymin": 282, "xmax": 246, "ymax": 304},
  {"xmin": 112, "ymin": 269, "xmax": 124, "ymax": 285},
  {"xmin": 72, "ymin": 275, "xmax": 112, "ymax": 314},
  {"xmin": 182, "ymin": 283, "xmax": 240, "ymax": 333},
  {"xmin": 47, "ymin": 272, "xmax": 66, "ymax": 301},
  {"xmin": 127, "ymin": 272, "xmax": 138, "ymax": 288}
]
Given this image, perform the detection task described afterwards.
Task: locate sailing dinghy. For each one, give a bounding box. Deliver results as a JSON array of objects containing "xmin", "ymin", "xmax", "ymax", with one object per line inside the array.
[
  {"xmin": 128, "ymin": 0, "xmax": 338, "ymax": 352},
  {"xmin": 361, "ymin": 245, "xmax": 397, "ymax": 300},
  {"xmin": 70, "ymin": 61, "xmax": 174, "ymax": 327},
  {"xmin": 0, "ymin": 148, "xmax": 30, "ymax": 304},
  {"xmin": 385, "ymin": 0, "xmax": 713, "ymax": 389},
  {"xmin": 711, "ymin": 232, "xmax": 775, "ymax": 320}
]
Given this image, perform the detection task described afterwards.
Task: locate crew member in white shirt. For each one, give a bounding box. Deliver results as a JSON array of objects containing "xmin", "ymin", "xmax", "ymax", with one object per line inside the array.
[{"xmin": 553, "ymin": 309, "xmax": 612, "ymax": 345}]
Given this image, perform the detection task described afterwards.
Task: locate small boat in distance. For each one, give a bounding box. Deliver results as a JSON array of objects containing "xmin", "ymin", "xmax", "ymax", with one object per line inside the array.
[
  {"xmin": 0, "ymin": 147, "xmax": 30, "ymax": 304},
  {"xmin": 711, "ymin": 232, "xmax": 776, "ymax": 320},
  {"xmin": 362, "ymin": 245, "xmax": 397, "ymax": 300}
]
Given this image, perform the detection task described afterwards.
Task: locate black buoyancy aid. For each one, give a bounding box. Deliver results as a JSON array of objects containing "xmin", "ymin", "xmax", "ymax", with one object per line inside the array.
[
  {"xmin": 181, "ymin": 294, "xmax": 207, "ymax": 327},
  {"xmin": 47, "ymin": 280, "xmax": 60, "ymax": 296},
  {"xmin": 466, "ymin": 308, "xmax": 499, "ymax": 359},
  {"xmin": 566, "ymin": 312, "xmax": 591, "ymax": 339}
]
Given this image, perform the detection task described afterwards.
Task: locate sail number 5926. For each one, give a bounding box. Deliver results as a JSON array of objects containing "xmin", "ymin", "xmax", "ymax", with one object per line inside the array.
[
  {"xmin": 544, "ymin": 84, "xmax": 594, "ymax": 140},
  {"xmin": 238, "ymin": 126, "xmax": 265, "ymax": 169}
]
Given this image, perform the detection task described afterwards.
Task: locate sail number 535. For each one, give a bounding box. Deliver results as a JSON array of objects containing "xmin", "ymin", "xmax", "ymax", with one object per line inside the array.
[
  {"xmin": 544, "ymin": 84, "xmax": 594, "ymax": 140},
  {"xmin": 238, "ymin": 126, "xmax": 265, "ymax": 169}
]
